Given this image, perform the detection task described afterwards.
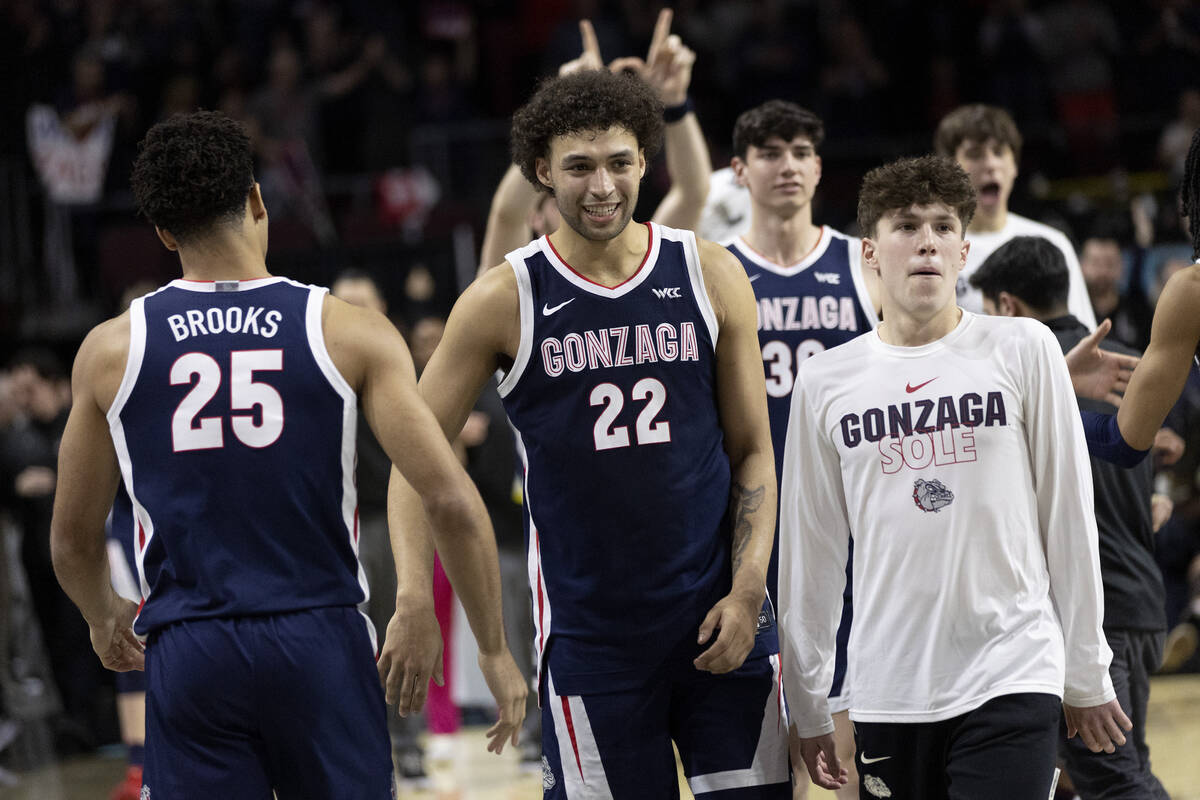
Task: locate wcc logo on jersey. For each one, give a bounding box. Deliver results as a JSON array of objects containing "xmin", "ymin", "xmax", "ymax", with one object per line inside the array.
[{"xmin": 913, "ymin": 478, "xmax": 954, "ymax": 512}]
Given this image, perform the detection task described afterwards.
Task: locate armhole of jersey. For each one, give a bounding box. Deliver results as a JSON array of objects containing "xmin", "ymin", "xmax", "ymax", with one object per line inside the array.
[
  {"xmin": 305, "ymin": 287, "xmax": 356, "ymax": 406},
  {"xmin": 846, "ymin": 236, "xmax": 880, "ymax": 329},
  {"xmin": 497, "ymin": 257, "xmax": 534, "ymax": 399},
  {"xmin": 106, "ymin": 297, "xmax": 147, "ymax": 426},
  {"xmin": 680, "ymin": 228, "xmax": 720, "ymax": 349}
]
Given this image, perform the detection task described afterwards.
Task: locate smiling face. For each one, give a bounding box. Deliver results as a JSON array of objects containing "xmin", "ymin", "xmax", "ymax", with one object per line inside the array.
[
  {"xmin": 732, "ymin": 134, "xmax": 822, "ymax": 216},
  {"xmin": 864, "ymin": 203, "xmax": 970, "ymax": 323},
  {"xmin": 953, "ymin": 137, "xmax": 1017, "ymax": 228},
  {"xmin": 535, "ymin": 126, "xmax": 645, "ymax": 243}
]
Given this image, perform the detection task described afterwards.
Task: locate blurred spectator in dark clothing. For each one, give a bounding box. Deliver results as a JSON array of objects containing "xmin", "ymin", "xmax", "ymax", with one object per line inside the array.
[
  {"xmin": 1159, "ymin": 87, "xmax": 1200, "ymax": 187},
  {"xmin": 1, "ymin": 349, "xmax": 109, "ymax": 753},
  {"xmin": 978, "ymin": 0, "xmax": 1051, "ymax": 126},
  {"xmin": 1080, "ymin": 235, "xmax": 1153, "ymax": 351}
]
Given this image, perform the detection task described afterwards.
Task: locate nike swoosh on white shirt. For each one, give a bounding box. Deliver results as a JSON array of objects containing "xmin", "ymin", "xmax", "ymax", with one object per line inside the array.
[
  {"xmin": 542, "ymin": 298, "xmax": 575, "ymax": 316},
  {"xmin": 860, "ymin": 754, "xmax": 892, "ymax": 765}
]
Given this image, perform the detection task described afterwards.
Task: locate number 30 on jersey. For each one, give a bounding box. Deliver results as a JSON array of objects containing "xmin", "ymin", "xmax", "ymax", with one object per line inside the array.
[{"xmin": 762, "ymin": 339, "xmax": 825, "ymax": 398}]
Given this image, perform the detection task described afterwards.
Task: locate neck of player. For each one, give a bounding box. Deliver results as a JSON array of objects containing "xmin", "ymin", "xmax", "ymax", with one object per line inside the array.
[
  {"xmin": 743, "ymin": 201, "xmax": 822, "ymax": 265},
  {"xmin": 967, "ymin": 204, "xmax": 1007, "ymax": 234},
  {"xmin": 878, "ymin": 303, "xmax": 963, "ymax": 347},
  {"xmin": 177, "ymin": 232, "xmax": 271, "ymax": 283},
  {"xmin": 548, "ymin": 219, "xmax": 651, "ymax": 288}
]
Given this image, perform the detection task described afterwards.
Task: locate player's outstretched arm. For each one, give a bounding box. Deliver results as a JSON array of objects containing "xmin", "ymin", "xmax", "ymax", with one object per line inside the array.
[
  {"xmin": 50, "ymin": 316, "xmax": 144, "ymax": 673},
  {"xmin": 1117, "ymin": 264, "xmax": 1200, "ymax": 449},
  {"xmin": 692, "ymin": 240, "xmax": 776, "ymax": 674},
  {"xmin": 324, "ymin": 291, "xmax": 526, "ymax": 753}
]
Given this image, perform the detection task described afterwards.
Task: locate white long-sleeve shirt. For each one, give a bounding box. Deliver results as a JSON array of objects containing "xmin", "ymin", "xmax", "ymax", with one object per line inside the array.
[
  {"xmin": 779, "ymin": 311, "xmax": 1114, "ymax": 738},
  {"xmin": 960, "ymin": 213, "xmax": 1097, "ymax": 330}
]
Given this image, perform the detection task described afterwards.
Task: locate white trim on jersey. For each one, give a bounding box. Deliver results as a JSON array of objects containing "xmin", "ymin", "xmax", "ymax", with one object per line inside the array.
[
  {"xmin": 106, "ymin": 297, "xmax": 156, "ymax": 615},
  {"xmin": 539, "ymin": 222, "xmax": 662, "ymax": 299},
  {"xmin": 107, "ymin": 538, "xmax": 140, "ymax": 603},
  {"xmin": 547, "ymin": 671, "xmax": 615, "ymax": 799},
  {"xmin": 515, "ymin": 428, "xmax": 552, "ymax": 692},
  {"xmin": 106, "ymin": 295, "xmax": 150, "ymax": 427},
  {"xmin": 729, "ymin": 226, "xmax": 833, "ymax": 277},
  {"xmin": 302, "ymin": 284, "xmax": 375, "ymax": 654},
  {"xmin": 687, "ymin": 653, "xmax": 790, "ymax": 795},
  {"xmin": 497, "ymin": 241, "xmax": 539, "ymax": 399},
  {"xmin": 664, "ymin": 225, "xmax": 720, "ymax": 350},
  {"xmin": 165, "ymin": 276, "xmax": 286, "ymax": 293}
]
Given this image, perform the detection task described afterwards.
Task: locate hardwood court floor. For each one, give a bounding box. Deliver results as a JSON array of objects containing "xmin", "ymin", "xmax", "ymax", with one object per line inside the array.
[{"xmin": 7, "ymin": 675, "xmax": 1200, "ymax": 799}]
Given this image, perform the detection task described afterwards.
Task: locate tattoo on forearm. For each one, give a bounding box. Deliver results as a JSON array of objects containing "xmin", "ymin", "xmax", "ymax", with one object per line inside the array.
[{"xmin": 729, "ymin": 482, "xmax": 765, "ymax": 575}]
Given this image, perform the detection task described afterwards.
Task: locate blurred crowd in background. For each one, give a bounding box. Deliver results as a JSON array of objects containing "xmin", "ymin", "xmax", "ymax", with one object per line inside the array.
[{"xmin": 0, "ymin": 0, "xmax": 1199, "ymax": 786}]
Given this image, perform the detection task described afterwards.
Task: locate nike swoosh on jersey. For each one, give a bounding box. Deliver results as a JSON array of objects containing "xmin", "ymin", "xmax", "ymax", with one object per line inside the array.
[
  {"xmin": 860, "ymin": 754, "xmax": 892, "ymax": 765},
  {"xmin": 542, "ymin": 298, "xmax": 576, "ymax": 316},
  {"xmin": 905, "ymin": 378, "xmax": 938, "ymax": 393},
  {"xmin": 747, "ymin": 274, "xmax": 762, "ymax": 282}
]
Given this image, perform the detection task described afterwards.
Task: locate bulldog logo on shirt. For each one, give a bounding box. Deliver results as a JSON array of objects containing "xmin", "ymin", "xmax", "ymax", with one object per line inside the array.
[{"xmin": 913, "ymin": 478, "xmax": 954, "ymax": 512}]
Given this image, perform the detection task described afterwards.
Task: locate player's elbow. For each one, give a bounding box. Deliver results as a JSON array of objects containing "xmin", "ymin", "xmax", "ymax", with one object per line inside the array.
[{"xmin": 420, "ymin": 481, "xmax": 487, "ymax": 547}]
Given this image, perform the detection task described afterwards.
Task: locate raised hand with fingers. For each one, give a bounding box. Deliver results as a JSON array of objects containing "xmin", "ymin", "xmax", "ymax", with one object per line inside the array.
[
  {"xmin": 608, "ymin": 10, "xmax": 696, "ymax": 107},
  {"xmin": 559, "ymin": 19, "xmax": 605, "ymax": 76},
  {"xmin": 1065, "ymin": 318, "xmax": 1138, "ymax": 406},
  {"xmin": 377, "ymin": 601, "xmax": 444, "ymax": 717}
]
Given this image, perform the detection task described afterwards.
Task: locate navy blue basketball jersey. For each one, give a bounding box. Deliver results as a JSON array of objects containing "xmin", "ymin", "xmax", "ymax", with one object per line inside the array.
[
  {"xmin": 500, "ymin": 223, "xmax": 734, "ymax": 693},
  {"xmin": 727, "ymin": 228, "xmax": 878, "ymax": 479},
  {"xmin": 109, "ymin": 278, "xmax": 369, "ymax": 644}
]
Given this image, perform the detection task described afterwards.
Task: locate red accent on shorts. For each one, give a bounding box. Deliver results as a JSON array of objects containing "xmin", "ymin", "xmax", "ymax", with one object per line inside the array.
[{"xmin": 561, "ymin": 696, "xmax": 585, "ymax": 781}]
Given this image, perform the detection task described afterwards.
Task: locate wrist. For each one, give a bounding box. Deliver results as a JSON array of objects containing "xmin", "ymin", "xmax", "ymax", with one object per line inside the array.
[{"xmin": 663, "ymin": 95, "xmax": 693, "ymax": 123}]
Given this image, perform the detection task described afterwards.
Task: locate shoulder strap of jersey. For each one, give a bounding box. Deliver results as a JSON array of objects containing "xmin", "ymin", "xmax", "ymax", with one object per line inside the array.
[
  {"xmin": 660, "ymin": 224, "xmax": 719, "ymax": 349},
  {"xmin": 498, "ymin": 240, "xmax": 540, "ymax": 398},
  {"xmin": 107, "ymin": 296, "xmax": 148, "ymax": 426}
]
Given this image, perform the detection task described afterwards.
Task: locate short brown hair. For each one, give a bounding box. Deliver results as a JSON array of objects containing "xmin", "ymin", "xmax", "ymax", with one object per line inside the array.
[
  {"xmin": 510, "ymin": 70, "xmax": 664, "ymax": 195},
  {"xmin": 857, "ymin": 155, "xmax": 976, "ymax": 238},
  {"xmin": 933, "ymin": 104, "xmax": 1023, "ymax": 162},
  {"xmin": 732, "ymin": 101, "xmax": 824, "ymax": 158}
]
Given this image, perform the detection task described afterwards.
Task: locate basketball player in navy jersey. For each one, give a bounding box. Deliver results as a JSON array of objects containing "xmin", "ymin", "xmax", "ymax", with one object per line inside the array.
[
  {"xmin": 49, "ymin": 111, "xmax": 526, "ymax": 799},
  {"xmin": 389, "ymin": 69, "xmax": 788, "ymax": 798},
  {"xmin": 726, "ymin": 101, "xmax": 878, "ymax": 799}
]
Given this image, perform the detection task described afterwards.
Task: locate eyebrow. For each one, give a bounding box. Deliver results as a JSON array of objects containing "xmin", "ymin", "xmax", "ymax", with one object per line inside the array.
[{"xmin": 561, "ymin": 149, "xmax": 636, "ymax": 164}]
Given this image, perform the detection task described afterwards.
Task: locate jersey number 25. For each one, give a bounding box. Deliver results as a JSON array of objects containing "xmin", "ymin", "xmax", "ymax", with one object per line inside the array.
[{"xmin": 171, "ymin": 350, "xmax": 284, "ymax": 452}]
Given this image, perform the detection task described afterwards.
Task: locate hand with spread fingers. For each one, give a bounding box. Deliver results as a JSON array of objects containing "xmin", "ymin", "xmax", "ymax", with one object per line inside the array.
[
  {"xmin": 1065, "ymin": 318, "xmax": 1138, "ymax": 406},
  {"xmin": 88, "ymin": 594, "xmax": 144, "ymax": 672},
  {"xmin": 1063, "ymin": 698, "xmax": 1133, "ymax": 754},
  {"xmin": 608, "ymin": 10, "xmax": 696, "ymax": 107},
  {"xmin": 477, "ymin": 648, "xmax": 528, "ymax": 754},
  {"xmin": 377, "ymin": 602, "xmax": 444, "ymax": 717}
]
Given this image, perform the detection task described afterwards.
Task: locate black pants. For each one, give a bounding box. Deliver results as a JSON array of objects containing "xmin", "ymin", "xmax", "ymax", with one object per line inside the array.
[
  {"xmin": 1060, "ymin": 628, "xmax": 1169, "ymax": 799},
  {"xmin": 852, "ymin": 693, "xmax": 1061, "ymax": 800}
]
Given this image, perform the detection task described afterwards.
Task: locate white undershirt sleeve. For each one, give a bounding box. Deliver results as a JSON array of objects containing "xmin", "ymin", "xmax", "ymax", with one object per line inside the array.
[
  {"xmin": 779, "ymin": 367, "xmax": 851, "ymax": 738},
  {"xmin": 1023, "ymin": 324, "xmax": 1115, "ymax": 707}
]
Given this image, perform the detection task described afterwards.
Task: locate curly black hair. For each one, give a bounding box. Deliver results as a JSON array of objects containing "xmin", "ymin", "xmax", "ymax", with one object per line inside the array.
[
  {"xmin": 732, "ymin": 100, "xmax": 825, "ymax": 159},
  {"xmin": 1181, "ymin": 126, "xmax": 1200, "ymax": 261},
  {"xmin": 510, "ymin": 70, "xmax": 664, "ymax": 195},
  {"xmin": 131, "ymin": 111, "xmax": 254, "ymax": 242},
  {"xmin": 857, "ymin": 155, "xmax": 976, "ymax": 238}
]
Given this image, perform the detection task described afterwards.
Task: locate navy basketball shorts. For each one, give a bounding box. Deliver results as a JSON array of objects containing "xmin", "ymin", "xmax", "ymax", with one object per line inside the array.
[
  {"xmin": 540, "ymin": 651, "xmax": 790, "ymax": 799},
  {"xmin": 851, "ymin": 692, "xmax": 1061, "ymax": 800},
  {"xmin": 142, "ymin": 607, "xmax": 394, "ymax": 800}
]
